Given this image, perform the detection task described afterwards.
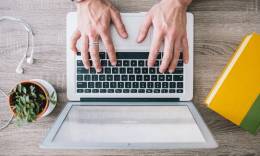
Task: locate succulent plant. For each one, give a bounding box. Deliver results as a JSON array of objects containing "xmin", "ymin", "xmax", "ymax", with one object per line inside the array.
[{"xmin": 9, "ymin": 83, "xmax": 56, "ymax": 124}]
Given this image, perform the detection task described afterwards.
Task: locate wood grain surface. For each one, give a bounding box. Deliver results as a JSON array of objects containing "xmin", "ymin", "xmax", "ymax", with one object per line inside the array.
[{"xmin": 0, "ymin": 0, "xmax": 259, "ymax": 155}]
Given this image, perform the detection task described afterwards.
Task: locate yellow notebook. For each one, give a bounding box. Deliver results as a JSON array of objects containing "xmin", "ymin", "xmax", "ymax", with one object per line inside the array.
[{"xmin": 205, "ymin": 33, "xmax": 260, "ymax": 134}]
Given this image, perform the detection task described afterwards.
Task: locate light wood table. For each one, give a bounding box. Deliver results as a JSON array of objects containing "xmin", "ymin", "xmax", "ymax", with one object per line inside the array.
[{"xmin": 0, "ymin": 0, "xmax": 260, "ymax": 155}]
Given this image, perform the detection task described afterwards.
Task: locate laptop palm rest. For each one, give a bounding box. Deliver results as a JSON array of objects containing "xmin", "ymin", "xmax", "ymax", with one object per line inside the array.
[{"xmin": 40, "ymin": 102, "xmax": 217, "ymax": 149}]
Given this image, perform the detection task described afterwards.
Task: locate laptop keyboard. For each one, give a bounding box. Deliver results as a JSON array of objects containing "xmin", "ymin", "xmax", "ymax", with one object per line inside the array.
[{"xmin": 76, "ymin": 52, "xmax": 184, "ymax": 94}]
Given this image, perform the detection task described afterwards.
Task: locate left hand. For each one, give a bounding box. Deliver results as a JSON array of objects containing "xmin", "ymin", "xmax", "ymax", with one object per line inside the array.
[{"xmin": 137, "ymin": 0, "xmax": 191, "ymax": 73}]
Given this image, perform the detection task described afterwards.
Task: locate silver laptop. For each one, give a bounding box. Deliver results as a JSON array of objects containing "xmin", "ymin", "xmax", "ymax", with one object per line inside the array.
[{"xmin": 40, "ymin": 12, "xmax": 218, "ymax": 149}]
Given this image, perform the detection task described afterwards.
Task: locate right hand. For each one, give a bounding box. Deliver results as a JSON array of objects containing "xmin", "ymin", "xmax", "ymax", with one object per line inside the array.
[{"xmin": 70, "ymin": 0, "xmax": 128, "ymax": 72}]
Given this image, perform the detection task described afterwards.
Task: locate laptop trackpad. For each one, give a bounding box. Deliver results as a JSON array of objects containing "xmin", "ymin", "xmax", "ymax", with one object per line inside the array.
[{"xmin": 52, "ymin": 105, "xmax": 206, "ymax": 146}]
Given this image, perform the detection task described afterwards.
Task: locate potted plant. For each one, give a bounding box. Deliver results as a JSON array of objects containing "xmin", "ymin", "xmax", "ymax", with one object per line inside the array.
[{"xmin": 8, "ymin": 79, "xmax": 57, "ymax": 124}]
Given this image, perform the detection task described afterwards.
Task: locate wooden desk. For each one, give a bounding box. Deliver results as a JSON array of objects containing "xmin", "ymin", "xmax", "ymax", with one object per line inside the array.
[{"xmin": 0, "ymin": 0, "xmax": 259, "ymax": 155}]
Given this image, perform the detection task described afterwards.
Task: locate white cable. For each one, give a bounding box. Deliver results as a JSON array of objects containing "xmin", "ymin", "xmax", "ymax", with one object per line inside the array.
[{"xmin": 0, "ymin": 88, "xmax": 13, "ymax": 131}]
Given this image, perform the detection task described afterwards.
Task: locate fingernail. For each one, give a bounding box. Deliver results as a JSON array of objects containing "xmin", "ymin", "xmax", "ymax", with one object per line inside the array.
[
  {"xmin": 184, "ymin": 59, "xmax": 188, "ymax": 64},
  {"xmin": 122, "ymin": 32, "xmax": 128, "ymax": 38},
  {"xmin": 169, "ymin": 69, "xmax": 174, "ymax": 73},
  {"xmin": 112, "ymin": 61, "xmax": 117, "ymax": 66},
  {"xmin": 137, "ymin": 36, "xmax": 142, "ymax": 43}
]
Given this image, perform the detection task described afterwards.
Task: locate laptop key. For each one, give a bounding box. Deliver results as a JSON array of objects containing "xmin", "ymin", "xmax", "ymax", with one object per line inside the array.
[
  {"xmin": 175, "ymin": 68, "xmax": 183, "ymax": 74},
  {"xmin": 136, "ymin": 75, "xmax": 142, "ymax": 81},
  {"xmin": 119, "ymin": 68, "xmax": 126, "ymax": 74},
  {"xmin": 133, "ymin": 82, "xmax": 139, "ymax": 88},
  {"xmin": 84, "ymin": 75, "xmax": 91, "ymax": 81},
  {"xmin": 177, "ymin": 82, "xmax": 183, "ymax": 88},
  {"xmin": 131, "ymin": 60, "xmax": 137, "ymax": 66},
  {"xmin": 177, "ymin": 89, "xmax": 183, "ymax": 93},
  {"xmin": 117, "ymin": 60, "xmax": 122, "ymax": 66},
  {"xmin": 77, "ymin": 75, "xmax": 83, "ymax": 81},
  {"xmin": 88, "ymin": 82, "xmax": 94, "ymax": 88},
  {"xmin": 147, "ymin": 82, "xmax": 153, "ymax": 88},
  {"xmin": 170, "ymin": 82, "xmax": 176, "ymax": 88},
  {"xmin": 90, "ymin": 68, "xmax": 96, "ymax": 74},
  {"xmin": 103, "ymin": 82, "xmax": 109, "ymax": 88},
  {"xmin": 115, "ymin": 89, "xmax": 122, "ymax": 93},
  {"xmin": 166, "ymin": 75, "xmax": 172, "ymax": 81},
  {"xmin": 123, "ymin": 89, "xmax": 130, "ymax": 93},
  {"xmin": 162, "ymin": 89, "xmax": 168, "ymax": 93},
  {"xmin": 77, "ymin": 89, "xmax": 83, "ymax": 93},
  {"xmin": 100, "ymin": 89, "xmax": 106, "ymax": 93},
  {"xmin": 118, "ymin": 82, "xmax": 124, "ymax": 88},
  {"xmin": 127, "ymin": 68, "xmax": 133, "ymax": 74},
  {"xmin": 177, "ymin": 60, "xmax": 183, "ymax": 67},
  {"xmin": 146, "ymin": 89, "xmax": 152, "ymax": 93},
  {"xmin": 142, "ymin": 68, "xmax": 148, "ymax": 74},
  {"xmin": 138, "ymin": 60, "xmax": 145, "ymax": 66},
  {"xmin": 77, "ymin": 60, "xmax": 83, "ymax": 66},
  {"xmin": 131, "ymin": 89, "xmax": 137, "ymax": 93},
  {"xmin": 138, "ymin": 89, "xmax": 145, "ymax": 93},
  {"xmin": 95, "ymin": 82, "xmax": 102, "ymax": 88},
  {"xmin": 112, "ymin": 67, "xmax": 118, "ymax": 74},
  {"xmin": 125, "ymin": 82, "xmax": 131, "ymax": 88},
  {"xmin": 121, "ymin": 75, "xmax": 128, "ymax": 81},
  {"xmin": 99, "ymin": 75, "xmax": 105, "ymax": 81},
  {"xmin": 92, "ymin": 89, "xmax": 99, "ymax": 93},
  {"xmin": 108, "ymin": 89, "xmax": 114, "ymax": 93},
  {"xmin": 129, "ymin": 75, "xmax": 135, "ymax": 81},
  {"xmin": 107, "ymin": 75, "xmax": 113, "ymax": 81},
  {"xmin": 155, "ymin": 82, "xmax": 161, "ymax": 88},
  {"xmin": 77, "ymin": 82, "xmax": 87, "ymax": 88},
  {"xmin": 174, "ymin": 75, "xmax": 183, "ymax": 81},
  {"xmin": 101, "ymin": 60, "xmax": 107, "ymax": 66},
  {"xmin": 84, "ymin": 89, "xmax": 91, "ymax": 93},
  {"xmin": 77, "ymin": 68, "xmax": 88, "ymax": 74},
  {"xmin": 159, "ymin": 75, "xmax": 165, "ymax": 81},
  {"xmin": 140, "ymin": 82, "xmax": 146, "ymax": 88},
  {"xmin": 149, "ymin": 68, "xmax": 155, "ymax": 74},
  {"xmin": 92, "ymin": 75, "xmax": 98, "ymax": 81},
  {"xmin": 154, "ymin": 89, "xmax": 160, "ymax": 93},
  {"xmin": 123, "ymin": 60, "xmax": 129, "ymax": 66},
  {"xmin": 134, "ymin": 68, "xmax": 141, "ymax": 74},
  {"xmin": 114, "ymin": 75, "xmax": 120, "ymax": 81},
  {"xmin": 100, "ymin": 52, "xmax": 106, "ymax": 59},
  {"xmin": 169, "ymin": 89, "xmax": 175, "ymax": 93},
  {"xmin": 151, "ymin": 75, "xmax": 157, "ymax": 81},
  {"xmin": 110, "ymin": 82, "xmax": 116, "ymax": 88},
  {"xmin": 144, "ymin": 75, "xmax": 150, "ymax": 81},
  {"xmin": 162, "ymin": 82, "xmax": 168, "ymax": 88},
  {"xmin": 105, "ymin": 68, "xmax": 111, "ymax": 74}
]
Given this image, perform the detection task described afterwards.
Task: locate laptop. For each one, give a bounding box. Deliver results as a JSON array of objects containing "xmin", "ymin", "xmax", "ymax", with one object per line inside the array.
[{"xmin": 40, "ymin": 12, "xmax": 218, "ymax": 149}]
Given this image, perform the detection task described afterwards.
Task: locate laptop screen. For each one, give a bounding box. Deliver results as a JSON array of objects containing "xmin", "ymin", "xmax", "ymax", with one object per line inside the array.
[{"xmin": 52, "ymin": 105, "xmax": 206, "ymax": 145}]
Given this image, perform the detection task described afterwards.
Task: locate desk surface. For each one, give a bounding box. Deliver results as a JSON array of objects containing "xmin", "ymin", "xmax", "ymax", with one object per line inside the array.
[{"xmin": 0, "ymin": 0, "xmax": 260, "ymax": 155}]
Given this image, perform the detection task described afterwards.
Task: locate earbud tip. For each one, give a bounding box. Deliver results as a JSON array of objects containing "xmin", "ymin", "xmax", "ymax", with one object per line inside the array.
[
  {"xmin": 27, "ymin": 57, "xmax": 34, "ymax": 64},
  {"xmin": 16, "ymin": 67, "xmax": 24, "ymax": 74}
]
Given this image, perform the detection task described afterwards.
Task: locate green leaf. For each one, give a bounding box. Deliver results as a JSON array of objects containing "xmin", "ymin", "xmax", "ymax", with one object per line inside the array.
[
  {"xmin": 39, "ymin": 94, "xmax": 46, "ymax": 101},
  {"xmin": 17, "ymin": 84, "xmax": 22, "ymax": 93},
  {"xmin": 22, "ymin": 86, "xmax": 27, "ymax": 94},
  {"xmin": 25, "ymin": 95, "xmax": 30, "ymax": 103}
]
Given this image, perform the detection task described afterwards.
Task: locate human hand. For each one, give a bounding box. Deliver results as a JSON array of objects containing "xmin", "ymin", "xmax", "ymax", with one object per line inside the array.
[
  {"xmin": 70, "ymin": 0, "xmax": 128, "ymax": 72},
  {"xmin": 137, "ymin": 0, "xmax": 191, "ymax": 73}
]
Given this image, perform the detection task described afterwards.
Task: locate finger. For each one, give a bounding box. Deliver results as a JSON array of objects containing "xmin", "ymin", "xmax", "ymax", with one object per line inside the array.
[
  {"xmin": 169, "ymin": 39, "xmax": 181, "ymax": 73},
  {"xmin": 148, "ymin": 31, "xmax": 163, "ymax": 67},
  {"xmin": 81, "ymin": 35, "xmax": 90, "ymax": 69},
  {"xmin": 160, "ymin": 38, "xmax": 174, "ymax": 73},
  {"xmin": 100, "ymin": 29, "xmax": 117, "ymax": 66},
  {"xmin": 137, "ymin": 14, "xmax": 152, "ymax": 43},
  {"xmin": 182, "ymin": 36, "xmax": 189, "ymax": 64},
  {"xmin": 88, "ymin": 33, "xmax": 101, "ymax": 72},
  {"xmin": 70, "ymin": 29, "xmax": 81, "ymax": 54},
  {"xmin": 110, "ymin": 9, "xmax": 128, "ymax": 38}
]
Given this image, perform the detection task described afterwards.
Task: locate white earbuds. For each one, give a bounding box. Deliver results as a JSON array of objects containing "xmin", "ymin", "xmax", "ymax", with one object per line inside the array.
[{"xmin": 0, "ymin": 16, "xmax": 35, "ymax": 74}]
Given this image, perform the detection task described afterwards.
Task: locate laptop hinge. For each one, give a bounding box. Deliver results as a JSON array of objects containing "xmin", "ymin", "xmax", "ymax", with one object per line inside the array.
[{"xmin": 80, "ymin": 98, "xmax": 180, "ymax": 102}]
